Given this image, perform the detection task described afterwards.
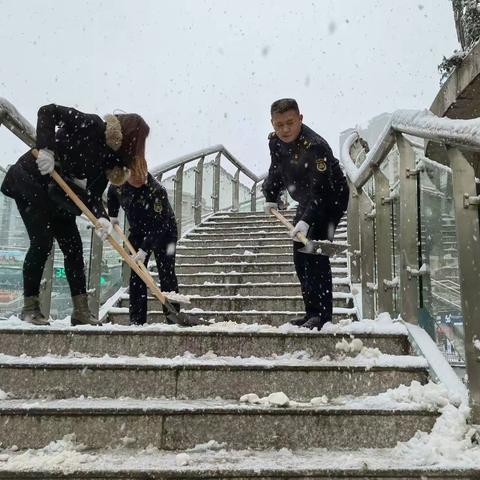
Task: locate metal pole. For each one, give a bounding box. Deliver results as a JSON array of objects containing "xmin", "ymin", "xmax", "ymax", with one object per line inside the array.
[
  {"xmin": 359, "ymin": 189, "xmax": 375, "ymax": 319},
  {"xmin": 87, "ymin": 227, "xmax": 103, "ymax": 319},
  {"xmin": 375, "ymin": 170, "xmax": 394, "ymax": 313},
  {"xmin": 232, "ymin": 169, "xmax": 240, "ymax": 212},
  {"xmin": 194, "ymin": 156, "xmax": 204, "ymax": 225},
  {"xmin": 174, "ymin": 164, "xmax": 184, "ymax": 237},
  {"xmin": 448, "ymin": 147, "xmax": 480, "ymax": 424},
  {"xmin": 347, "ymin": 180, "xmax": 361, "ymax": 283},
  {"xmin": 212, "ymin": 152, "xmax": 221, "ymax": 212},
  {"xmin": 250, "ymin": 182, "xmax": 257, "ymax": 212},
  {"xmin": 397, "ymin": 134, "xmax": 419, "ymax": 324},
  {"xmin": 39, "ymin": 247, "xmax": 54, "ymax": 319}
]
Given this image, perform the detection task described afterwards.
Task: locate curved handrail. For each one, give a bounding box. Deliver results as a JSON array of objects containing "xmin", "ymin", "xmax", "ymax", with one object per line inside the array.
[
  {"xmin": 0, "ymin": 98, "xmax": 36, "ymax": 147},
  {"xmin": 340, "ymin": 109, "xmax": 480, "ymax": 189},
  {"xmin": 151, "ymin": 144, "xmax": 265, "ymax": 183}
]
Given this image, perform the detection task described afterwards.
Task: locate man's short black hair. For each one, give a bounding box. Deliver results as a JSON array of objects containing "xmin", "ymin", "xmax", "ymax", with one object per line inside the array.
[{"xmin": 271, "ymin": 98, "xmax": 299, "ymax": 116}]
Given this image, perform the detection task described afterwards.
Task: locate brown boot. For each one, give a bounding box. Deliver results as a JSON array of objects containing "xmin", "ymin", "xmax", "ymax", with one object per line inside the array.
[
  {"xmin": 71, "ymin": 294, "xmax": 102, "ymax": 326},
  {"xmin": 20, "ymin": 296, "xmax": 49, "ymax": 326}
]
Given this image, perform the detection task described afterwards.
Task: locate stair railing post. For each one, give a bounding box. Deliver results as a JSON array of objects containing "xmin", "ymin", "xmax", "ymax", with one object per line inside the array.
[
  {"xmin": 250, "ymin": 182, "xmax": 258, "ymax": 212},
  {"xmin": 212, "ymin": 152, "xmax": 221, "ymax": 213},
  {"xmin": 194, "ymin": 156, "xmax": 204, "ymax": 225},
  {"xmin": 232, "ymin": 168, "xmax": 240, "ymax": 212},
  {"xmin": 359, "ymin": 189, "xmax": 375, "ymax": 319},
  {"xmin": 39, "ymin": 248, "xmax": 54, "ymax": 319},
  {"xmin": 347, "ymin": 180, "xmax": 361, "ymax": 283},
  {"xmin": 173, "ymin": 164, "xmax": 184, "ymax": 237},
  {"xmin": 375, "ymin": 170, "xmax": 394, "ymax": 314},
  {"xmin": 447, "ymin": 147, "xmax": 480, "ymax": 424},
  {"xmin": 397, "ymin": 134, "xmax": 419, "ymax": 324},
  {"xmin": 87, "ymin": 227, "xmax": 103, "ymax": 319}
]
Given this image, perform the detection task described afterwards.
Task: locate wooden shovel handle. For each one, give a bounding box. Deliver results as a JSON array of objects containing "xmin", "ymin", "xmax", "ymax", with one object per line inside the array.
[
  {"xmin": 31, "ymin": 148, "xmax": 169, "ymax": 306},
  {"xmin": 269, "ymin": 208, "xmax": 309, "ymax": 246}
]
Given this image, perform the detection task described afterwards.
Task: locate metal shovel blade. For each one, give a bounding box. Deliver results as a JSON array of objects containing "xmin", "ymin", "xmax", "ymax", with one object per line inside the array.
[{"xmin": 298, "ymin": 240, "xmax": 348, "ymax": 257}]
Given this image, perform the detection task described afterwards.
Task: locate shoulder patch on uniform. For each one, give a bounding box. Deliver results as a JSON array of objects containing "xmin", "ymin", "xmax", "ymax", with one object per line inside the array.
[
  {"xmin": 315, "ymin": 158, "xmax": 327, "ymax": 172},
  {"xmin": 268, "ymin": 131, "xmax": 276, "ymax": 140}
]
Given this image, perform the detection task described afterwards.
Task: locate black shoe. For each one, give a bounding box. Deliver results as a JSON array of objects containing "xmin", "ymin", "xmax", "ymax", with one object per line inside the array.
[
  {"xmin": 289, "ymin": 316, "xmax": 308, "ymax": 327},
  {"xmin": 302, "ymin": 316, "xmax": 326, "ymax": 331}
]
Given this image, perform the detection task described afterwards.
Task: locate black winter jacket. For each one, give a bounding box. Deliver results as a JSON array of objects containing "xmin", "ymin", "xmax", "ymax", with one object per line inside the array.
[
  {"xmin": 262, "ymin": 124, "xmax": 349, "ymax": 231},
  {"xmin": 107, "ymin": 173, "xmax": 177, "ymax": 252},
  {"xmin": 1, "ymin": 104, "xmax": 126, "ymax": 219}
]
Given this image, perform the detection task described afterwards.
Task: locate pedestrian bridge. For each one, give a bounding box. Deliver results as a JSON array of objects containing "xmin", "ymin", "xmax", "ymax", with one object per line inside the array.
[{"xmin": 0, "ymin": 40, "xmax": 479, "ymax": 478}]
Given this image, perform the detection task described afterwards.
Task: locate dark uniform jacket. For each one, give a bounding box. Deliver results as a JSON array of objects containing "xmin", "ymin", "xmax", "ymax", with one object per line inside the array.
[
  {"xmin": 1, "ymin": 104, "xmax": 126, "ymax": 219},
  {"xmin": 107, "ymin": 173, "xmax": 177, "ymax": 252},
  {"xmin": 262, "ymin": 124, "xmax": 349, "ymax": 239}
]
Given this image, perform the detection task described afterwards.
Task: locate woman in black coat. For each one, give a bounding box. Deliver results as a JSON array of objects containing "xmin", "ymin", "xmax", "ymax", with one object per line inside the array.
[{"xmin": 1, "ymin": 104, "xmax": 150, "ymax": 326}]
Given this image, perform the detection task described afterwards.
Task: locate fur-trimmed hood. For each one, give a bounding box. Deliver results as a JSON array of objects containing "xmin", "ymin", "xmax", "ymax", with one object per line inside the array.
[{"xmin": 104, "ymin": 114, "xmax": 123, "ymax": 151}]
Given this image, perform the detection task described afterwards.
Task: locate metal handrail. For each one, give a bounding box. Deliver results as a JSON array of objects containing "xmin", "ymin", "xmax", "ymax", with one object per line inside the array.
[
  {"xmin": 152, "ymin": 144, "xmax": 266, "ymax": 183},
  {"xmin": 0, "ymin": 98, "xmax": 36, "ymax": 147},
  {"xmin": 341, "ymin": 109, "xmax": 480, "ymax": 189}
]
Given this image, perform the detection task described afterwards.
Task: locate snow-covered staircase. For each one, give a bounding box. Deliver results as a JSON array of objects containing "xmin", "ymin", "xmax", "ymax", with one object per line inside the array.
[{"xmin": 0, "ymin": 210, "xmax": 470, "ymax": 478}]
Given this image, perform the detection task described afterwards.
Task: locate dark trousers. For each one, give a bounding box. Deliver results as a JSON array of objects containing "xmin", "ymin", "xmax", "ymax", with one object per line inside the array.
[
  {"xmin": 293, "ymin": 241, "xmax": 332, "ymax": 323},
  {"xmin": 129, "ymin": 236, "xmax": 179, "ymax": 325},
  {"xmin": 15, "ymin": 197, "xmax": 86, "ymax": 298}
]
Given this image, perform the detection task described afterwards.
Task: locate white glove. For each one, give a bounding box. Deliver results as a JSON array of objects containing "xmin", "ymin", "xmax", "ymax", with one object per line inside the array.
[
  {"xmin": 94, "ymin": 217, "xmax": 113, "ymax": 241},
  {"xmin": 36, "ymin": 148, "xmax": 55, "ymax": 175},
  {"xmin": 290, "ymin": 220, "xmax": 310, "ymax": 242},
  {"xmin": 110, "ymin": 217, "xmax": 120, "ymax": 227},
  {"xmin": 264, "ymin": 202, "xmax": 278, "ymax": 214},
  {"xmin": 132, "ymin": 248, "xmax": 147, "ymax": 264}
]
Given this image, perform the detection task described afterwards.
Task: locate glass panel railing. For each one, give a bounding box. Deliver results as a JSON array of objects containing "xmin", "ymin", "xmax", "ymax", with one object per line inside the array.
[
  {"xmin": 419, "ymin": 158, "xmax": 463, "ymax": 365},
  {"xmin": 0, "ymin": 175, "xmax": 26, "ymax": 319}
]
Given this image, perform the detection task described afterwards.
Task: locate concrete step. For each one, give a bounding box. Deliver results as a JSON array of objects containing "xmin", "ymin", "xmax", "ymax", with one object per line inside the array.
[
  {"xmin": 120, "ymin": 294, "xmax": 354, "ymax": 312},
  {"xmin": 177, "ymin": 245, "xmax": 295, "ymax": 256},
  {"xmin": 0, "ymin": 398, "xmax": 438, "ymax": 450},
  {"xmin": 175, "ymin": 262, "xmax": 349, "ymax": 274},
  {"xmin": 179, "ymin": 237, "xmax": 293, "ymax": 247},
  {"xmin": 108, "ymin": 309, "xmax": 356, "ymax": 327},
  {"xmin": 193, "ymin": 224, "xmax": 349, "ymax": 237},
  {"xmin": 176, "ymin": 271, "xmax": 302, "ymax": 284},
  {"xmin": 0, "ymin": 448, "xmax": 473, "ymax": 479},
  {"xmin": 175, "ymin": 253, "xmax": 347, "ymax": 266},
  {"xmin": 179, "ymin": 282, "xmax": 351, "ymax": 296},
  {"xmin": 0, "ymin": 327, "xmax": 409, "ymax": 358},
  {"xmin": 0, "ymin": 356, "xmax": 427, "ymax": 401}
]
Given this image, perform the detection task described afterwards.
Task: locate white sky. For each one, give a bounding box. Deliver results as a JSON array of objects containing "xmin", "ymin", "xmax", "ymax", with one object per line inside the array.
[{"xmin": 0, "ymin": 0, "xmax": 459, "ymax": 177}]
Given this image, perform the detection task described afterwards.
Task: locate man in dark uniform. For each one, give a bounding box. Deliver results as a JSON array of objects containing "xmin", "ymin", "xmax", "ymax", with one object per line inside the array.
[
  {"xmin": 262, "ymin": 98, "xmax": 349, "ymax": 330},
  {"xmin": 107, "ymin": 170, "xmax": 183, "ymax": 326}
]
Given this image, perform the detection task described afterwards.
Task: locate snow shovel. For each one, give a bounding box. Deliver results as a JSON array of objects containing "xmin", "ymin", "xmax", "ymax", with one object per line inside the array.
[
  {"xmin": 31, "ymin": 149, "xmax": 204, "ymax": 327},
  {"xmin": 112, "ymin": 223, "xmax": 191, "ymax": 309},
  {"xmin": 269, "ymin": 208, "xmax": 348, "ymax": 256}
]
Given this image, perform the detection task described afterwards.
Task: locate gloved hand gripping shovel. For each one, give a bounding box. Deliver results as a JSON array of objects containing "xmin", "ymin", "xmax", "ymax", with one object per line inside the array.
[
  {"xmin": 269, "ymin": 208, "xmax": 348, "ymax": 256},
  {"xmin": 112, "ymin": 224, "xmax": 208, "ymax": 326},
  {"xmin": 32, "ymin": 149, "xmax": 207, "ymax": 327}
]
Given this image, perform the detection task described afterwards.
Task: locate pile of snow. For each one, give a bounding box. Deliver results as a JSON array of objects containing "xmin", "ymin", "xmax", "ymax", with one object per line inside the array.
[{"xmin": 322, "ymin": 312, "xmax": 407, "ymax": 335}]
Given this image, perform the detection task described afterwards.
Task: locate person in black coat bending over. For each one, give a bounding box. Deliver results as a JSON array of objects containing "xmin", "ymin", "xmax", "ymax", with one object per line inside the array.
[
  {"xmin": 262, "ymin": 98, "xmax": 349, "ymax": 331},
  {"xmin": 107, "ymin": 169, "xmax": 182, "ymax": 326},
  {"xmin": 1, "ymin": 104, "xmax": 150, "ymax": 326}
]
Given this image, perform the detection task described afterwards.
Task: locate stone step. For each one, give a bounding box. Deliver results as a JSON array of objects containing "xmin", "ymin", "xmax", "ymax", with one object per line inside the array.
[
  {"xmin": 177, "ymin": 245, "xmax": 295, "ymax": 256},
  {"xmin": 175, "ymin": 262, "xmax": 349, "ymax": 274},
  {"xmin": 0, "ymin": 448, "xmax": 473, "ymax": 479},
  {"xmin": 179, "ymin": 237, "xmax": 293, "ymax": 247},
  {"xmin": 108, "ymin": 309, "xmax": 356, "ymax": 327},
  {"xmin": 0, "ymin": 356, "xmax": 427, "ymax": 401},
  {"xmin": 176, "ymin": 271, "xmax": 302, "ymax": 284},
  {"xmin": 175, "ymin": 253, "xmax": 347, "ymax": 266},
  {"xmin": 179, "ymin": 282, "xmax": 350, "ymax": 296},
  {"xmin": 120, "ymin": 294, "xmax": 354, "ymax": 312},
  {"xmin": 0, "ymin": 398, "xmax": 438, "ymax": 450},
  {"xmin": 193, "ymin": 224, "xmax": 349, "ymax": 237},
  {"xmin": 0, "ymin": 327, "xmax": 408, "ymax": 358}
]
